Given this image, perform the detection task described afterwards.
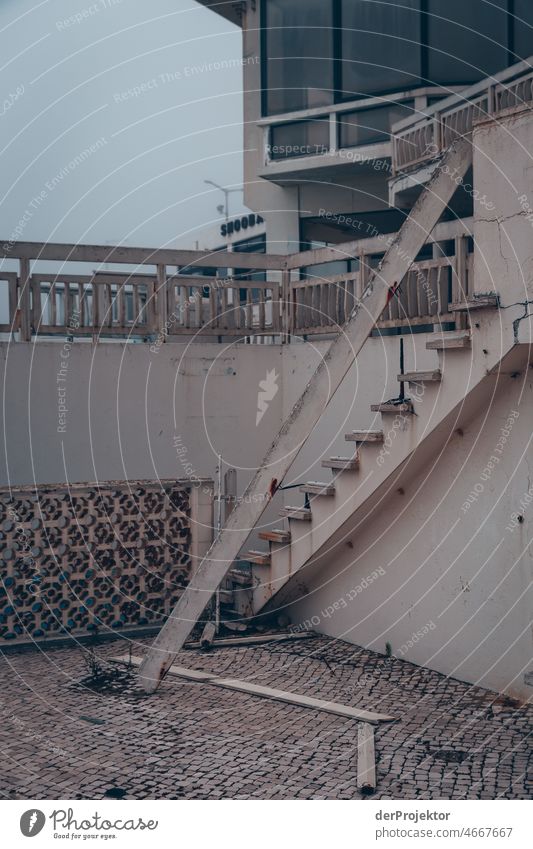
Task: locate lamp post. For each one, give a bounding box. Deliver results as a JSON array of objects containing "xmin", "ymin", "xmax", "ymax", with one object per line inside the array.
[{"xmin": 204, "ymin": 179, "xmax": 243, "ymax": 223}]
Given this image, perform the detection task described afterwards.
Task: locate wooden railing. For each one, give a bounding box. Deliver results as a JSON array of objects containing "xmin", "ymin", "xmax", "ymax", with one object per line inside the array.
[
  {"xmin": 392, "ymin": 57, "xmax": 533, "ymax": 175},
  {"xmin": 164, "ymin": 275, "xmax": 282, "ymax": 336},
  {"xmin": 0, "ymin": 221, "xmax": 472, "ymax": 342},
  {"xmin": 0, "ymin": 241, "xmax": 285, "ymax": 341},
  {"xmin": 289, "ymin": 231, "xmax": 472, "ymax": 336}
]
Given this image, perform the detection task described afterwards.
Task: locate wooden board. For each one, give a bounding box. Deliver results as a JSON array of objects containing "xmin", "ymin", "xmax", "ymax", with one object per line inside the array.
[
  {"xmin": 357, "ymin": 722, "xmax": 377, "ymax": 791},
  {"xmin": 114, "ymin": 655, "xmax": 395, "ymax": 724}
]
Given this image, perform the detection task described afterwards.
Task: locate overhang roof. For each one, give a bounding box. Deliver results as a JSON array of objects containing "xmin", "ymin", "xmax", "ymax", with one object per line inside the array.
[{"xmin": 195, "ymin": 0, "xmax": 243, "ymax": 27}]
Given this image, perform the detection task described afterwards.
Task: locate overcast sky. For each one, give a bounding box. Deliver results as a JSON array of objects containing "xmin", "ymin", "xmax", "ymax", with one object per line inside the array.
[{"xmin": 0, "ymin": 0, "xmax": 246, "ymax": 250}]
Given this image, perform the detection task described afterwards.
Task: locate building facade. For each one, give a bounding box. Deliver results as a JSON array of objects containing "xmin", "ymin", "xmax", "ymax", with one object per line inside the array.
[
  {"xmin": 200, "ymin": 0, "xmax": 533, "ymax": 255},
  {"xmin": 189, "ymin": 1, "xmax": 533, "ymax": 700}
]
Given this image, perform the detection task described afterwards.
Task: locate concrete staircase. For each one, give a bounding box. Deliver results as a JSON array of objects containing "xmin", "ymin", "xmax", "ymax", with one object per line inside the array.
[
  {"xmin": 243, "ymin": 296, "xmax": 515, "ymax": 618},
  {"xmin": 135, "ymin": 105, "xmax": 532, "ymax": 695}
]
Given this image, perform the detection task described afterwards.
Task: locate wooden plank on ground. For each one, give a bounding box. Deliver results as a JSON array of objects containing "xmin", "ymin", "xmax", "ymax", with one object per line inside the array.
[
  {"xmin": 113, "ymin": 655, "xmax": 395, "ymax": 724},
  {"xmin": 357, "ymin": 722, "xmax": 377, "ymax": 792},
  {"xmin": 184, "ymin": 631, "xmax": 314, "ymax": 649},
  {"xmin": 212, "ymin": 678, "xmax": 394, "ymax": 723}
]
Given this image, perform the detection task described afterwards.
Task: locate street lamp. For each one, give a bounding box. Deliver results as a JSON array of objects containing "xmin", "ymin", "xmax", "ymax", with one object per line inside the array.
[{"xmin": 204, "ymin": 179, "xmax": 243, "ymax": 222}]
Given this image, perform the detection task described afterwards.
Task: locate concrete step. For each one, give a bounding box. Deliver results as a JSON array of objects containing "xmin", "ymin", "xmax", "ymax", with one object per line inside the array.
[
  {"xmin": 321, "ymin": 456, "xmax": 360, "ymax": 471},
  {"xmin": 258, "ymin": 529, "xmax": 291, "ymax": 544},
  {"xmin": 300, "ymin": 481, "xmax": 336, "ymax": 496},
  {"xmin": 370, "ymin": 401, "xmax": 414, "ymax": 414},
  {"xmin": 397, "ymin": 369, "xmax": 442, "ymax": 383},
  {"xmin": 228, "ymin": 569, "xmax": 254, "ymax": 587},
  {"xmin": 449, "ymin": 295, "xmax": 499, "ymax": 311},
  {"xmin": 345, "ymin": 430, "xmax": 384, "ymax": 444},
  {"xmin": 279, "ymin": 506, "xmax": 312, "ymax": 521},
  {"xmin": 222, "ymin": 620, "xmax": 249, "ymax": 633},
  {"xmin": 218, "ymin": 589, "xmax": 235, "ymax": 605},
  {"xmin": 246, "ymin": 550, "xmax": 271, "ymax": 566},
  {"xmin": 426, "ymin": 332, "xmax": 471, "ymax": 351}
]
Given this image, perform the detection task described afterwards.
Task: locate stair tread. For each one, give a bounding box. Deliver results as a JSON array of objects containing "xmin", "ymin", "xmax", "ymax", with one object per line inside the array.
[
  {"xmin": 218, "ymin": 589, "xmax": 234, "ymax": 604},
  {"xmin": 449, "ymin": 295, "xmax": 499, "ymax": 311},
  {"xmin": 370, "ymin": 401, "xmax": 414, "ymax": 413},
  {"xmin": 229, "ymin": 569, "xmax": 254, "ymax": 587},
  {"xmin": 300, "ymin": 481, "xmax": 336, "ymax": 495},
  {"xmin": 321, "ymin": 456, "xmax": 359, "ymax": 470},
  {"xmin": 279, "ymin": 506, "xmax": 312, "ymax": 521},
  {"xmin": 345, "ymin": 430, "xmax": 384, "ymax": 443},
  {"xmin": 397, "ymin": 369, "xmax": 442, "ymax": 382},
  {"xmin": 426, "ymin": 332, "xmax": 471, "ymax": 350},
  {"xmin": 247, "ymin": 550, "xmax": 271, "ymax": 566}
]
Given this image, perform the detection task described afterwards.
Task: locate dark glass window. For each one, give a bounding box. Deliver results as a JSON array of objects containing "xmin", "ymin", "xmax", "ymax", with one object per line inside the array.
[
  {"xmin": 264, "ymin": 0, "xmax": 334, "ymax": 115},
  {"xmin": 339, "ymin": 101, "xmax": 415, "ymax": 147},
  {"xmin": 269, "ymin": 119, "xmax": 330, "ymax": 159},
  {"xmin": 514, "ymin": 1, "xmax": 533, "ymax": 60},
  {"xmin": 341, "ymin": 0, "xmax": 421, "ymax": 98},
  {"xmin": 426, "ymin": 0, "xmax": 508, "ymax": 84},
  {"xmin": 263, "ymin": 1, "xmax": 519, "ymax": 118},
  {"xmin": 232, "ymin": 234, "xmax": 267, "ymax": 296},
  {"xmin": 299, "ymin": 235, "xmax": 353, "ymax": 280}
]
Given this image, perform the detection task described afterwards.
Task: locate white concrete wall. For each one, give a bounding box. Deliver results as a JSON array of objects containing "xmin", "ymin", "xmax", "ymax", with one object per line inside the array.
[
  {"xmin": 0, "ymin": 340, "xmax": 283, "ymax": 493},
  {"xmin": 286, "ymin": 107, "xmax": 533, "ymax": 700},
  {"xmin": 0, "ymin": 331, "xmax": 437, "ymax": 541},
  {"xmin": 288, "ymin": 374, "xmax": 533, "ymax": 700}
]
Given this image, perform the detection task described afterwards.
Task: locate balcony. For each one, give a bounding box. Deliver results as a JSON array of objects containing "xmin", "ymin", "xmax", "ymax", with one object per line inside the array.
[
  {"xmin": 257, "ymin": 89, "xmax": 454, "ymax": 184},
  {"xmin": 0, "ymin": 216, "xmax": 473, "ymax": 344},
  {"xmin": 390, "ymin": 56, "xmax": 533, "ymax": 206}
]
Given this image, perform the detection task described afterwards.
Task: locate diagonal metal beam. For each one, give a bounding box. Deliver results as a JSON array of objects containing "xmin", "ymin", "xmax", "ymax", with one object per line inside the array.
[{"xmin": 138, "ymin": 137, "xmax": 473, "ymax": 692}]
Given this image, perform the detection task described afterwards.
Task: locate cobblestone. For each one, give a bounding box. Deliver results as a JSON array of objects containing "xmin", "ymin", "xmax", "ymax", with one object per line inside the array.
[{"xmin": 0, "ymin": 635, "xmax": 531, "ymax": 799}]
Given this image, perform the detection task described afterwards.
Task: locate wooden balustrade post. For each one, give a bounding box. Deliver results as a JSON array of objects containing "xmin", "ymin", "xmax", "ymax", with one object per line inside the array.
[
  {"xmin": 454, "ymin": 235, "xmax": 468, "ymax": 299},
  {"xmin": 224, "ymin": 468, "xmax": 237, "ymax": 523},
  {"xmin": 454, "ymin": 235, "xmax": 469, "ymax": 329},
  {"xmin": 156, "ymin": 263, "xmax": 168, "ymax": 339},
  {"xmin": 359, "ymin": 252, "xmax": 369, "ymax": 296},
  {"xmin": 433, "ymin": 113, "xmax": 442, "ymax": 155},
  {"xmin": 281, "ymin": 268, "xmax": 291, "ymax": 343},
  {"xmin": 488, "ymin": 84, "xmax": 496, "ymax": 114},
  {"xmin": 18, "ymin": 258, "xmax": 31, "ymax": 341}
]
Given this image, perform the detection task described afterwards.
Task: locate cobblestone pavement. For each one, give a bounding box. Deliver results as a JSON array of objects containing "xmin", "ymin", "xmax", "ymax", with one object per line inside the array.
[{"xmin": 0, "ymin": 634, "xmax": 531, "ymax": 800}]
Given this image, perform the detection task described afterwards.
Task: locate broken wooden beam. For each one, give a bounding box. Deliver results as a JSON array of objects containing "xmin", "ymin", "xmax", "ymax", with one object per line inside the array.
[
  {"xmin": 116, "ymin": 655, "xmax": 395, "ymax": 723},
  {"xmin": 185, "ymin": 631, "xmax": 315, "ymax": 649},
  {"xmin": 200, "ymin": 621, "xmax": 217, "ymax": 650},
  {"xmin": 357, "ymin": 722, "xmax": 377, "ymax": 793}
]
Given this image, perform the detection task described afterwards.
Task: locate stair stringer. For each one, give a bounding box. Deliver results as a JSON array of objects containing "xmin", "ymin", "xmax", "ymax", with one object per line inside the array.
[
  {"xmin": 259, "ymin": 347, "xmax": 532, "ymax": 616},
  {"xmin": 251, "ymin": 323, "xmax": 522, "ymax": 616}
]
